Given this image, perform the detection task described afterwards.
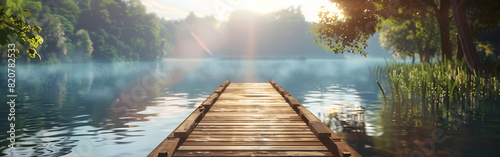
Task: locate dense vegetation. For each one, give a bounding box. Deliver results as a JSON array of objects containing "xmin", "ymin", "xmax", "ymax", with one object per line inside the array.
[
  {"xmin": 1, "ymin": 0, "xmax": 172, "ymax": 63},
  {"xmin": 313, "ymin": 0, "xmax": 500, "ymax": 72},
  {"xmin": 371, "ymin": 60, "xmax": 499, "ymax": 124}
]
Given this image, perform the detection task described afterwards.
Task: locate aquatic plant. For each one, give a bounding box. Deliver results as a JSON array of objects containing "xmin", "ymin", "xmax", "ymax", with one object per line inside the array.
[{"xmin": 371, "ymin": 59, "xmax": 500, "ymax": 125}]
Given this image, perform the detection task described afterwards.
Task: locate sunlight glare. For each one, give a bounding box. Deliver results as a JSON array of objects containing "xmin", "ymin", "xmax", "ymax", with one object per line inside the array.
[{"xmin": 320, "ymin": 2, "xmax": 344, "ymax": 21}]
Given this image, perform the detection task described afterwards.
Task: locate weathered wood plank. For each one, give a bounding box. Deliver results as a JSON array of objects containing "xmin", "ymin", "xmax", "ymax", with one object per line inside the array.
[
  {"xmin": 148, "ymin": 137, "xmax": 180, "ymax": 157},
  {"xmin": 185, "ymin": 137, "xmax": 320, "ymax": 142},
  {"xmin": 200, "ymin": 118, "xmax": 304, "ymax": 122},
  {"xmin": 217, "ymin": 96, "xmax": 285, "ymax": 100},
  {"xmin": 181, "ymin": 141, "xmax": 324, "ymax": 146},
  {"xmin": 215, "ymin": 99, "xmax": 287, "ymax": 103},
  {"xmin": 194, "ymin": 126, "xmax": 310, "ymax": 129},
  {"xmin": 187, "ymin": 134, "xmax": 317, "ymax": 138},
  {"xmin": 173, "ymin": 150, "xmax": 333, "ymax": 156},
  {"xmin": 201, "ymin": 93, "xmax": 219, "ymax": 109},
  {"xmin": 193, "ymin": 128, "xmax": 311, "ymax": 132},
  {"xmin": 309, "ymin": 121, "xmax": 332, "ymax": 140},
  {"xmin": 177, "ymin": 146, "xmax": 329, "ymax": 151},
  {"xmin": 220, "ymin": 80, "xmax": 230, "ymax": 87},
  {"xmin": 190, "ymin": 131, "xmax": 314, "ymax": 135},
  {"xmin": 197, "ymin": 123, "xmax": 307, "ymax": 126},
  {"xmin": 209, "ymin": 108, "xmax": 294, "ymax": 112},
  {"xmin": 199, "ymin": 120, "xmax": 304, "ymax": 123}
]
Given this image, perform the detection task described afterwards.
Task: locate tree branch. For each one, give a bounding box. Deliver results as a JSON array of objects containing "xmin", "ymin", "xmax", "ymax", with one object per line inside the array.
[
  {"xmin": 1, "ymin": 21, "xmax": 23, "ymax": 31},
  {"xmin": 422, "ymin": 0, "xmax": 439, "ymax": 13}
]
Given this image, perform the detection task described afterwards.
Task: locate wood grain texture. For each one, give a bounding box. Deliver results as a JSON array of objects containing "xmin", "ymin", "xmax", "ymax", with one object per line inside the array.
[
  {"xmin": 177, "ymin": 146, "xmax": 329, "ymax": 151},
  {"xmin": 173, "ymin": 150, "xmax": 334, "ymax": 156}
]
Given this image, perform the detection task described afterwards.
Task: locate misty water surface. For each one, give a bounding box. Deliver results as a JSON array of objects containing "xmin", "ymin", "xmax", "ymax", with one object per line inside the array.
[{"xmin": 1, "ymin": 59, "xmax": 499, "ymax": 156}]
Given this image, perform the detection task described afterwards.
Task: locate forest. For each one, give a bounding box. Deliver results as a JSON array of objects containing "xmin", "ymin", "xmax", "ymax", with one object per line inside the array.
[{"xmin": 1, "ymin": 0, "xmax": 173, "ymax": 63}]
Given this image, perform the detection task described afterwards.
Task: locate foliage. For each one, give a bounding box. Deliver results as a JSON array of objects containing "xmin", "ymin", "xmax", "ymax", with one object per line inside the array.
[
  {"xmin": 0, "ymin": 2, "xmax": 43, "ymax": 59},
  {"xmin": 371, "ymin": 59, "xmax": 500, "ymax": 125},
  {"xmin": 378, "ymin": 14, "xmax": 440, "ymax": 62},
  {"xmin": 1, "ymin": 0, "xmax": 174, "ymax": 63},
  {"xmin": 311, "ymin": 1, "xmax": 377, "ymax": 56}
]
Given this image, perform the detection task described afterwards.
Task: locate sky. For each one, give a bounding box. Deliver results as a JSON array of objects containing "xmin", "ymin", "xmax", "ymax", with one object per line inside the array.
[{"xmin": 139, "ymin": 0, "xmax": 336, "ymax": 22}]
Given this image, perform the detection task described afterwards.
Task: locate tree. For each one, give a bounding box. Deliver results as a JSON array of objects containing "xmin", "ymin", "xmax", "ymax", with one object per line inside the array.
[
  {"xmin": 0, "ymin": 2, "xmax": 43, "ymax": 58},
  {"xmin": 378, "ymin": 13, "xmax": 439, "ymax": 63},
  {"xmin": 449, "ymin": 0, "xmax": 500, "ymax": 73},
  {"xmin": 312, "ymin": 0, "xmax": 496, "ymax": 72}
]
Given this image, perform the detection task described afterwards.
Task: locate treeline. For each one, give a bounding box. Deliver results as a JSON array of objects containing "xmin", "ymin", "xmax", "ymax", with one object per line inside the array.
[
  {"xmin": 1, "ymin": 0, "xmax": 172, "ymax": 63},
  {"xmin": 165, "ymin": 7, "xmax": 346, "ymax": 59}
]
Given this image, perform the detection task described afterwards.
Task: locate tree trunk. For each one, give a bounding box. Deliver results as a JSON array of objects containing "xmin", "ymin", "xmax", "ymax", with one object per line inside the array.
[
  {"xmin": 436, "ymin": 0, "xmax": 453, "ymax": 61},
  {"xmin": 450, "ymin": 0, "xmax": 483, "ymax": 73},
  {"xmin": 412, "ymin": 52, "xmax": 415, "ymax": 64},
  {"xmin": 422, "ymin": 45, "xmax": 431, "ymax": 62},
  {"xmin": 456, "ymin": 33, "xmax": 464, "ymax": 61}
]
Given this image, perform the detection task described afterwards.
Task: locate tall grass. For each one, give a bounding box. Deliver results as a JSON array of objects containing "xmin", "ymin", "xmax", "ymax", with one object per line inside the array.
[{"xmin": 371, "ymin": 59, "xmax": 500, "ymax": 125}]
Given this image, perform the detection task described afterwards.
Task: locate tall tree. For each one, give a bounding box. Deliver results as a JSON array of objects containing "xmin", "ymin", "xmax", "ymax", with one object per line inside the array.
[{"xmin": 449, "ymin": 0, "xmax": 500, "ymax": 72}]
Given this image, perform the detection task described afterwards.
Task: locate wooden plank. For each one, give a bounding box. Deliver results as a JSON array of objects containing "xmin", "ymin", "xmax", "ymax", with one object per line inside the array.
[
  {"xmin": 214, "ymin": 86, "xmax": 226, "ymax": 94},
  {"xmin": 194, "ymin": 126, "xmax": 310, "ymax": 129},
  {"xmin": 201, "ymin": 93, "xmax": 219, "ymax": 109},
  {"xmin": 215, "ymin": 100, "xmax": 286, "ymax": 103},
  {"xmin": 173, "ymin": 108, "xmax": 205, "ymax": 139},
  {"xmin": 197, "ymin": 123, "xmax": 306, "ymax": 126},
  {"xmin": 204, "ymin": 113, "xmax": 299, "ymax": 117},
  {"xmin": 209, "ymin": 108, "xmax": 294, "ymax": 112},
  {"xmin": 220, "ymin": 80, "xmax": 230, "ymax": 87},
  {"xmin": 201, "ymin": 118, "xmax": 303, "ymax": 121},
  {"xmin": 199, "ymin": 120, "xmax": 304, "ymax": 123},
  {"xmin": 181, "ymin": 141, "xmax": 324, "ymax": 146},
  {"xmin": 190, "ymin": 131, "xmax": 314, "ymax": 135},
  {"xmin": 222, "ymin": 89, "xmax": 279, "ymax": 94},
  {"xmin": 185, "ymin": 137, "xmax": 320, "ymax": 142},
  {"xmin": 309, "ymin": 121, "xmax": 332, "ymax": 140},
  {"xmin": 194, "ymin": 128, "xmax": 311, "ymax": 131},
  {"xmin": 187, "ymin": 134, "xmax": 317, "ymax": 138},
  {"xmin": 207, "ymin": 111, "xmax": 297, "ymax": 114},
  {"xmin": 297, "ymin": 106, "xmax": 320, "ymax": 124},
  {"xmin": 173, "ymin": 150, "xmax": 333, "ymax": 156},
  {"xmin": 217, "ymin": 96, "xmax": 285, "ymax": 100},
  {"xmin": 177, "ymin": 146, "xmax": 329, "ymax": 151},
  {"xmin": 147, "ymin": 137, "xmax": 180, "ymax": 157}
]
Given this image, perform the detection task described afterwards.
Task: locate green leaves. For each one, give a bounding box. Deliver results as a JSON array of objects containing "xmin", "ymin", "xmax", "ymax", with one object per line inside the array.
[
  {"xmin": 0, "ymin": 2, "xmax": 43, "ymax": 59},
  {"xmin": 311, "ymin": 0, "xmax": 378, "ymax": 56},
  {"xmin": 32, "ymin": 25, "xmax": 41, "ymax": 34},
  {"xmin": 27, "ymin": 48, "xmax": 38, "ymax": 58},
  {"xmin": 23, "ymin": 10, "xmax": 31, "ymax": 17}
]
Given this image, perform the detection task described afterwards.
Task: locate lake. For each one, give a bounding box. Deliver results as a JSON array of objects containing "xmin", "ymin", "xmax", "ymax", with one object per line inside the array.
[{"xmin": 1, "ymin": 59, "xmax": 499, "ymax": 156}]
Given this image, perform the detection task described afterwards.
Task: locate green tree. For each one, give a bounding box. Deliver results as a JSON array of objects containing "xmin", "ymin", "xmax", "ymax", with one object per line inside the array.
[
  {"xmin": 378, "ymin": 14, "xmax": 439, "ymax": 63},
  {"xmin": 312, "ymin": 0, "xmax": 496, "ymax": 72},
  {"xmin": 0, "ymin": 2, "xmax": 43, "ymax": 58}
]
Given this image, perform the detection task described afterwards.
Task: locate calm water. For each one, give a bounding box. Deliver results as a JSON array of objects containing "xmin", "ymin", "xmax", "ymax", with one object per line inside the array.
[{"xmin": 1, "ymin": 59, "xmax": 499, "ymax": 157}]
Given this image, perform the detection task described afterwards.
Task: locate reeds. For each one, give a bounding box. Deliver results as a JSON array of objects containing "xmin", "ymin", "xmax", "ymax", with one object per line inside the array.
[{"xmin": 371, "ymin": 59, "xmax": 500, "ymax": 125}]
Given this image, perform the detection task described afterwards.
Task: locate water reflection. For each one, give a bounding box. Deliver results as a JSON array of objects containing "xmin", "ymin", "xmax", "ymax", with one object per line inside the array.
[{"xmin": 3, "ymin": 59, "xmax": 498, "ymax": 156}]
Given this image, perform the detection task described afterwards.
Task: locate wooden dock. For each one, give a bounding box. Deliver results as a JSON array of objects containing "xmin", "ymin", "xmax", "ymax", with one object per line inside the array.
[{"xmin": 148, "ymin": 80, "xmax": 361, "ymax": 157}]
